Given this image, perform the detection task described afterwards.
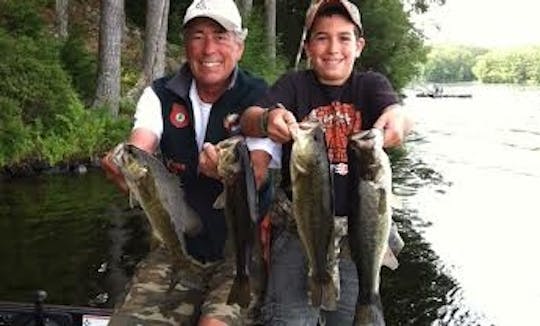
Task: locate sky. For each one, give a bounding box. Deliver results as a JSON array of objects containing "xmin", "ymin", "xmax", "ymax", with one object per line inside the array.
[{"xmin": 411, "ymin": 0, "xmax": 540, "ymax": 48}]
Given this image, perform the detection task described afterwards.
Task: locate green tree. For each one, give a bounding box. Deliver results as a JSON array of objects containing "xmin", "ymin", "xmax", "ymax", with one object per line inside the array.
[
  {"xmin": 0, "ymin": 97, "xmax": 33, "ymax": 166},
  {"xmin": 423, "ymin": 45, "xmax": 486, "ymax": 82},
  {"xmin": 240, "ymin": 7, "xmax": 287, "ymax": 83},
  {"xmin": 357, "ymin": 0, "xmax": 427, "ymax": 90},
  {"xmin": 473, "ymin": 47, "xmax": 540, "ymax": 85},
  {"xmin": 0, "ymin": 0, "xmax": 46, "ymax": 38},
  {"xmin": 0, "ymin": 29, "xmax": 80, "ymax": 128}
]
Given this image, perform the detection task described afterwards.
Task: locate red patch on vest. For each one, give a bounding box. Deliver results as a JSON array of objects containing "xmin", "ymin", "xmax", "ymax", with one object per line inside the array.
[
  {"xmin": 169, "ymin": 103, "xmax": 190, "ymax": 128},
  {"xmin": 166, "ymin": 160, "xmax": 186, "ymax": 174}
]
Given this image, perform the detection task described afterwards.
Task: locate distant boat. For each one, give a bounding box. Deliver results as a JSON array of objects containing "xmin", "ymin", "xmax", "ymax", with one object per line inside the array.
[
  {"xmin": 416, "ymin": 84, "xmax": 472, "ymax": 98},
  {"xmin": 416, "ymin": 92, "xmax": 472, "ymax": 98}
]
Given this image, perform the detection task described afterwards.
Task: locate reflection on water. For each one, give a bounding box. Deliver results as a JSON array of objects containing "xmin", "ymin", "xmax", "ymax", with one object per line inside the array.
[
  {"xmin": 0, "ymin": 171, "xmax": 149, "ymax": 307},
  {"xmin": 0, "ymin": 83, "xmax": 538, "ymax": 324}
]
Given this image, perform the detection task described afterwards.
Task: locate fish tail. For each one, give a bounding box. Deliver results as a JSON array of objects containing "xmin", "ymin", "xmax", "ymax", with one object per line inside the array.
[
  {"xmin": 354, "ymin": 299, "xmax": 385, "ymax": 326},
  {"xmin": 227, "ymin": 275, "xmax": 251, "ymax": 308},
  {"xmin": 308, "ymin": 277, "xmax": 322, "ymax": 307},
  {"xmin": 309, "ymin": 274, "xmax": 338, "ymax": 310}
]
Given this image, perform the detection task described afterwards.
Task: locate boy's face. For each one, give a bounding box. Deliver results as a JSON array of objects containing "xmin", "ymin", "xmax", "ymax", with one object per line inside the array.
[{"xmin": 305, "ymin": 14, "xmax": 364, "ymax": 86}]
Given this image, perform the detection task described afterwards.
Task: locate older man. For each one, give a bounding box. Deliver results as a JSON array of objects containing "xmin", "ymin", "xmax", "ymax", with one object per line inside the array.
[{"xmin": 102, "ymin": 0, "xmax": 279, "ymax": 325}]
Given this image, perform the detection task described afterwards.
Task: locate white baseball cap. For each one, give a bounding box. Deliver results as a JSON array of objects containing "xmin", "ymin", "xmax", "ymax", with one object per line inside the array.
[{"xmin": 183, "ymin": 0, "xmax": 247, "ymax": 39}]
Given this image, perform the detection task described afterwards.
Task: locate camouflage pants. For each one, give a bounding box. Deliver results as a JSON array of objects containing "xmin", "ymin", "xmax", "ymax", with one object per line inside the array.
[
  {"xmin": 108, "ymin": 170, "xmax": 282, "ymax": 326},
  {"xmin": 108, "ymin": 246, "xmax": 245, "ymax": 326}
]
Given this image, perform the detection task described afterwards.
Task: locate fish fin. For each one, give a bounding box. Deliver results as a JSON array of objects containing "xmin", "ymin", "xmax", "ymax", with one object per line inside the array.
[
  {"xmin": 238, "ymin": 140, "xmax": 259, "ymax": 223},
  {"xmin": 309, "ymin": 275, "xmax": 338, "ymax": 310},
  {"xmin": 168, "ymin": 266, "xmax": 180, "ymax": 292},
  {"xmin": 148, "ymin": 236, "xmax": 161, "ymax": 251},
  {"xmin": 388, "ymin": 222, "xmax": 405, "ymax": 257},
  {"xmin": 182, "ymin": 215, "xmax": 203, "ymax": 237},
  {"xmin": 308, "ymin": 277, "xmax": 322, "ymax": 308},
  {"xmin": 179, "ymin": 202, "xmax": 203, "ymax": 237},
  {"xmin": 355, "ymin": 301, "xmax": 386, "ymax": 326},
  {"xmin": 128, "ymin": 190, "xmax": 136, "ymax": 208},
  {"xmin": 213, "ymin": 191, "xmax": 226, "ymax": 209},
  {"xmin": 389, "ymin": 193, "xmax": 403, "ymax": 210},
  {"xmin": 382, "ymin": 246, "xmax": 399, "ymax": 270},
  {"xmin": 227, "ymin": 276, "xmax": 251, "ymax": 308},
  {"xmin": 320, "ymin": 277, "xmax": 339, "ymax": 311}
]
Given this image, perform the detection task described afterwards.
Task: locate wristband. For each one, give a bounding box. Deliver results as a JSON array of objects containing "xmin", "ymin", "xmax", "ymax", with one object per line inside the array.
[
  {"xmin": 260, "ymin": 108, "xmax": 270, "ymax": 136},
  {"xmin": 260, "ymin": 104, "xmax": 285, "ymax": 137}
]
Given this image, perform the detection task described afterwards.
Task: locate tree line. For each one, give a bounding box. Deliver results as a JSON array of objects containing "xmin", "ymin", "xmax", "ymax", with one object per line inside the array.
[
  {"xmin": 422, "ymin": 44, "xmax": 540, "ymax": 85},
  {"xmin": 0, "ymin": 0, "xmax": 441, "ymax": 172}
]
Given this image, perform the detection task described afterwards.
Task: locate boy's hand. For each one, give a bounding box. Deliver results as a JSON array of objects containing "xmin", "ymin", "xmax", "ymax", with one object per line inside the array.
[
  {"xmin": 266, "ymin": 105, "xmax": 298, "ymax": 143},
  {"xmin": 373, "ymin": 105, "xmax": 413, "ymax": 148}
]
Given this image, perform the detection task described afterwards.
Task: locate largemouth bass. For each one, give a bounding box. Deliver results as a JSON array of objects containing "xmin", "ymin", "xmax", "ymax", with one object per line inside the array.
[
  {"xmin": 290, "ymin": 120, "xmax": 338, "ymax": 310},
  {"xmin": 347, "ymin": 129, "xmax": 394, "ymax": 326},
  {"xmin": 214, "ymin": 136, "xmax": 261, "ymax": 308},
  {"xmin": 111, "ymin": 143, "xmax": 205, "ymax": 271}
]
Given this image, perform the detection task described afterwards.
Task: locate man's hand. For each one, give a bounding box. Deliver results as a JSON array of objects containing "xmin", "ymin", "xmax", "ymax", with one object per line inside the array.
[
  {"xmin": 101, "ymin": 128, "xmax": 159, "ymax": 194},
  {"xmin": 100, "ymin": 149, "xmax": 129, "ymax": 194},
  {"xmin": 266, "ymin": 106, "xmax": 298, "ymax": 144},
  {"xmin": 373, "ymin": 105, "xmax": 413, "ymax": 148},
  {"xmin": 198, "ymin": 143, "xmax": 221, "ymax": 180}
]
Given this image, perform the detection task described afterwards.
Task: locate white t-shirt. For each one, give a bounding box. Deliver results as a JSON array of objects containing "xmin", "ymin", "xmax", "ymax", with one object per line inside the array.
[
  {"xmin": 133, "ymin": 84, "xmax": 282, "ymax": 168},
  {"xmin": 189, "ymin": 81, "xmax": 212, "ymax": 151}
]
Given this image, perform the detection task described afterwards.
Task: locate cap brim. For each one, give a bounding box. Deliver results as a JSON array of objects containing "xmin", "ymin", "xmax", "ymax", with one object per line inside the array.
[{"xmin": 305, "ymin": 0, "xmax": 362, "ymax": 33}]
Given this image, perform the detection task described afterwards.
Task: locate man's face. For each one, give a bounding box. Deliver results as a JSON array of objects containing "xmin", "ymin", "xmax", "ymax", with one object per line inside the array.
[
  {"xmin": 184, "ymin": 18, "xmax": 244, "ymax": 89},
  {"xmin": 305, "ymin": 14, "xmax": 364, "ymax": 86}
]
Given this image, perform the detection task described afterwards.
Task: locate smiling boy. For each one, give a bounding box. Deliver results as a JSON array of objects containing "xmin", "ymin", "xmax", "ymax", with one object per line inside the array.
[{"xmin": 240, "ymin": 0, "xmax": 411, "ymax": 324}]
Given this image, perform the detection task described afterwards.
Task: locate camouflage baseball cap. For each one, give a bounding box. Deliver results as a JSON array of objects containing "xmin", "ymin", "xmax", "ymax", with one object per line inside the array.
[{"xmin": 305, "ymin": 0, "xmax": 362, "ymax": 33}]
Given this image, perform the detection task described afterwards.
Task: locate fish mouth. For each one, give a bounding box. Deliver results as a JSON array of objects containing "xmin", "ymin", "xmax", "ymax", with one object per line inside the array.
[
  {"xmin": 110, "ymin": 143, "xmax": 126, "ymax": 167},
  {"xmin": 111, "ymin": 143, "xmax": 149, "ymax": 180},
  {"xmin": 123, "ymin": 157, "xmax": 148, "ymax": 180},
  {"xmin": 292, "ymin": 121, "xmax": 326, "ymax": 174},
  {"xmin": 216, "ymin": 136, "xmax": 244, "ymax": 180},
  {"xmin": 291, "ymin": 142, "xmax": 315, "ymax": 174},
  {"xmin": 349, "ymin": 128, "xmax": 383, "ymax": 150}
]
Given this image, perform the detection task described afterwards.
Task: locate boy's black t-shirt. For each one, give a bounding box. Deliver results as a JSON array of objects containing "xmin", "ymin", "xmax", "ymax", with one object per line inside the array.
[{"xmin": 256, "ymin": 70, "xmax": 399, "ymax": 216}]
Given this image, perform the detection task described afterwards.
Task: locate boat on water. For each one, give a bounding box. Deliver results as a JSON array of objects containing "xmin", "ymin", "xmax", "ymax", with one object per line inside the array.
[
  {"xmin": 0, "ymin": 293, "xmax": 111, "ymax": 326},
  {"xmin": 415, "ymin": 84, "xmax": 472, "ymax": 98},
  {"xmin": 416, "ymin": 92, "xmax": 473, "ymax": 98}
]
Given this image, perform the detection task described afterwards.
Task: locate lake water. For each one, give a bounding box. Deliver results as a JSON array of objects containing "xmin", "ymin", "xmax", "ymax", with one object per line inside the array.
[
  {"xmin": 0, "ymin": 172, "xmax": 149, "ymax": 308},
  {"xmin": 394, "ymin": 83, "xmax": 540, "ymax": 325},
  {"xmin": 1, "ymin": 83, "xmax": 539, "ymax": 325}
]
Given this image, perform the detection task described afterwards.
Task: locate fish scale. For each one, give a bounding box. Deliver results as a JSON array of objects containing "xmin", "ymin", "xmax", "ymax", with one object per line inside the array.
[
  {"xmin": 112, "ymin": 143, "xmax": 211, "ymax": 276},
  {"xmin": 290, "ymin": 120, "xmax": 338, "ymax": 310},
  {"xmin": 347, "ymin": 129, "xmax": 393, "ymax": 326},
  {"xmin": 214, "ymin": 136, "xmax": 264, "ymax": 309}
]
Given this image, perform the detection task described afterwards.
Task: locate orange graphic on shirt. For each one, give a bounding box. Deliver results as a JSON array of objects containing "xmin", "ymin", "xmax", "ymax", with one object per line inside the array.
[{"xmin": 304, "ymin": 101, "xmax": 362, "ymax": 163}]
